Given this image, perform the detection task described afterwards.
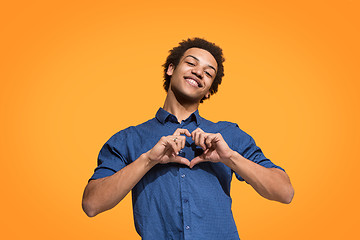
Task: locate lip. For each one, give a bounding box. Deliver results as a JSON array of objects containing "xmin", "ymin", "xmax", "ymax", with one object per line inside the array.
[{"xmin": 184, "ymin": 76, "xmax": 203, "ymax": 88}]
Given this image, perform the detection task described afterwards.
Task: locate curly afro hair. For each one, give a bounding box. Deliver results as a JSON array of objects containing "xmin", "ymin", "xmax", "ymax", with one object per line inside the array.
[{"xmin": 163, "ymin": 37, "xmax": 225, "ymax": 103}]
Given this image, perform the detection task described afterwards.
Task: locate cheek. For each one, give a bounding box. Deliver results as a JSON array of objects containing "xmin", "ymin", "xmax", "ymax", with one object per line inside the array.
[{"xmin": 207, "ymin": 78, "xmax": 214, "ymax": 88}]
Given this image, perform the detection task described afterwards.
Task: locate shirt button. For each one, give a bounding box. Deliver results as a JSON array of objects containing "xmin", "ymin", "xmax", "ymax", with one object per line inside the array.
[
  {"xmin": 185, "ymin": 225, "xmax": 190, "ymax": 230},
  {"xmin": 181, "ymin": 174, "xmax": 185, "ymax": 178}
]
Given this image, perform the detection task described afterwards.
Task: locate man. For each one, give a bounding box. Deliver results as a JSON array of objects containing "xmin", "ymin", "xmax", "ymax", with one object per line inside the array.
[{"xmin": 82, "ymin": 38, "xmax": 294, "ymax": 239}]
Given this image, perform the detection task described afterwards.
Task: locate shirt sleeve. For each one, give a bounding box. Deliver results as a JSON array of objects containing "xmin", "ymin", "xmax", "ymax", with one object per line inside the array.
[
  {"xmin": 230, "ymin": 124, "xmax": 285, "ymax": 182},
  {"xmin": 89, "ymin": 129, "xmax": 131, "ymax": 181}
]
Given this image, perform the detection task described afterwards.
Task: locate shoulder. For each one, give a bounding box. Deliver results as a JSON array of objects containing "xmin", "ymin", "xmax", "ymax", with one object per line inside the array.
[
  {"xmin": 200, "ymin": 117, "xmax": 254, "ymax": 149},
  {"xmin": 201, "ymin": 117, "xmax": 249, "ymax": 136},
  {"xmin": 107, "ymin": 117, "xmax": 157, "ymax": 143}
]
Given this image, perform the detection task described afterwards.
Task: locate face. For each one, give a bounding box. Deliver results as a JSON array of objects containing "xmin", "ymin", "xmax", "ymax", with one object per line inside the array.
[{"xmin": 166, "ymin": 47, "xmax": 218, "ymax": 103}]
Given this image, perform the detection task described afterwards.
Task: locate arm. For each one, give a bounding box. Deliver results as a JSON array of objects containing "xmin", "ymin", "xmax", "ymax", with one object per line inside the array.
[
  {"xmin": 82, "ymin": 153, "xmax": 155, "ymax": 217},
  {"xmin": 224, "ymin": 151, "xmax": 294, "ymax": 204},
  {"xmin": 82, "ymin": 129, "xmax": 191, "ymax": 217},
  {"xmin": 189, "ymin": 128, "xmax": 294, "ymax": 204}
]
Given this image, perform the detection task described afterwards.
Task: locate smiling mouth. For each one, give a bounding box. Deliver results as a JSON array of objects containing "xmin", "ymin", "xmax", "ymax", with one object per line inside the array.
[{"xmin": 184, "ymin": 76, "xmax": 202, "ymax": 88}]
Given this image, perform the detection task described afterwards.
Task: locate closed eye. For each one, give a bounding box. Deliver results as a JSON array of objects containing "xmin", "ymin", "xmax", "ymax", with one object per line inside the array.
[
  {"xmin": 205, "ymin": 71, "xmax": 212, "ymax": 77},
  {"xmin": 186, "ymin": 61, "xmax": 195, "ymax": 66}
]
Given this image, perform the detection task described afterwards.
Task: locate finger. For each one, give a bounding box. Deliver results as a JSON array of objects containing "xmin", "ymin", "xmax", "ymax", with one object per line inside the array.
[
  {"xmin": 173, "ymin": 128, "xmax": 191, "ymax": 137},
  {"xmin": 191, "ymin": 128, "xmax": 199, "ymax": 140},
  {"xmin": 191, "ymin": 128, "xmax": 205, "ymax": 143},
  {"xmin": 162, "ymin": 141, "xmax": 177, "ymax": 159},
  {"xmin": 177, "ymin": 136, "xmax": 186, "ymax": 152},
  {"xmin": 194, "ymin": 131, "xmax": 200, "ymax": 147},
  {"xmin": 175, "ymin": 139, "xmax": 183, "ymax": 154},
  {"xmin": 171, "ymin": 135, "xmax": 186, "ymax": 150},
  {"xmin": 196, "ymin": 132, "xmax": 208, "ymax": 149},
  {"xmin": 196, "ymin": 131, "xmax": 203, "ymax": 147},
  {"xmin": 192, "ymin": 127, "xmax": 204, "ymax": 133},
  {"xmin": 198, "ymin": 133, "xmax": 207, "ymax": 150},
  {"xmin": 166, "ymin": 137, "xmax": 180, "ymax": 155},
  {"xmin": 172, "ymin": 156, "xmax": 190, "ymax": 166},
  {"xmin": 205, "ymin": 134, "xmax": 217, "ymax": 149},
  {"xmin": 176, "ymin": 135, "xmax": 186, "ymax": 150},
  {"xmin": 189, "ymin": 156, "xmax": 205, "ymax": 168},
  {"xmin": 164, "ymin": 146, "xmax": 175, "ymax": 158},
  {"xmin": 205, "ymin": 135, "xmax": 212, "ymax": 149}
]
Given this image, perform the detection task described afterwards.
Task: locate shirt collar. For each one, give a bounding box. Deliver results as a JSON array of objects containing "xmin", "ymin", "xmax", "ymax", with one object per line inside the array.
[{"xmin": 155, "ymin": 107, "xmax": 201, "ymax": 126}]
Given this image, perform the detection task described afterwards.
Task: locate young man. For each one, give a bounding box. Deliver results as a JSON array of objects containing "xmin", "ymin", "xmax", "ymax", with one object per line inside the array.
[{"xmin": 82, "ymin": 38, "xmax": 294, "ymax": 239}]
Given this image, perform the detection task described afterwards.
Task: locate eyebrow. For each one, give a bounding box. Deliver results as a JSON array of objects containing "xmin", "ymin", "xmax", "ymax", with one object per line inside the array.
[{"xmin": 185, "ymin": 55, "xmax": 217, "ymax": 73}]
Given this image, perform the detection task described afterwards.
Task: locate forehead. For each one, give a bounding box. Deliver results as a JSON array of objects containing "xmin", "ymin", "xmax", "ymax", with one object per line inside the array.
[{"xmin": 181, "ymin": 47, "xmax": 218, "ymax": 71}]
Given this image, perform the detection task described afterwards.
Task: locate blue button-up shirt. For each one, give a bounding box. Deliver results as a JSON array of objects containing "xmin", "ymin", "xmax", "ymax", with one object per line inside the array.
[{"xmin": 90, "ymin": 108, "xmax": 284, "ymax": 240}]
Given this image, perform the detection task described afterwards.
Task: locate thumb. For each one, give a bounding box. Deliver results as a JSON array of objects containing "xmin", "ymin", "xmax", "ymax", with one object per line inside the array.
[
  {"xmin": 189, "ymin": 156, "xmax": 205, "ymax": 169},
  {"xmin": 172, "ymin": 156, "xmax": 191, "ymax": 167}
]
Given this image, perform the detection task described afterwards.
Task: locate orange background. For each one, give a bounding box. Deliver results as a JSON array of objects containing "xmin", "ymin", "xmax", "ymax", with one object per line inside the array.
[{"xmin": 1, "ymin": 1, "xmax": 359, "ymax": 239}]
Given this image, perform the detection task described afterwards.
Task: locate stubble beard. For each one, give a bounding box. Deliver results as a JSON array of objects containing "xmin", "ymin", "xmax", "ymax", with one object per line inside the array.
[{"xmin": 170, "ymin": 83, "xmax": 202, "ymax": 106}]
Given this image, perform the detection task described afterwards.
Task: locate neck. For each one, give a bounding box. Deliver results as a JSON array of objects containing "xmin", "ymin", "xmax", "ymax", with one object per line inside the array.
[{"xmin": 163, "ymin": 91, "xmax": 200, "ymax": 123}]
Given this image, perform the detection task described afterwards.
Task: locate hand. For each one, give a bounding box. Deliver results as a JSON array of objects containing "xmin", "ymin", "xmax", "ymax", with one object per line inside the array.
[
  {"xmin": 190, "ymin": 128, "xmax": 234, "ymax": 168},
  {"xmin": 146, "ymin": 128, "xmax": 192, "ymax": 167}
]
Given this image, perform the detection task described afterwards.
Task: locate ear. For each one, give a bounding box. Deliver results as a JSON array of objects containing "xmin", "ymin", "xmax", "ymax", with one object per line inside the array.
[
  {"xmin": 166, "ymin": 63, "xmax": 174, "ymax": 76},
  {"xmin": 204, "ymin": 91, "xmax": 210, "ymax": 99}
]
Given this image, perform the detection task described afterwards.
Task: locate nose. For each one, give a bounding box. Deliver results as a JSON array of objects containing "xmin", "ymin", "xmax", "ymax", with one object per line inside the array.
[{"xmin": 191, "ymin": 66, "xmax": 203, "ymax": 79}]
